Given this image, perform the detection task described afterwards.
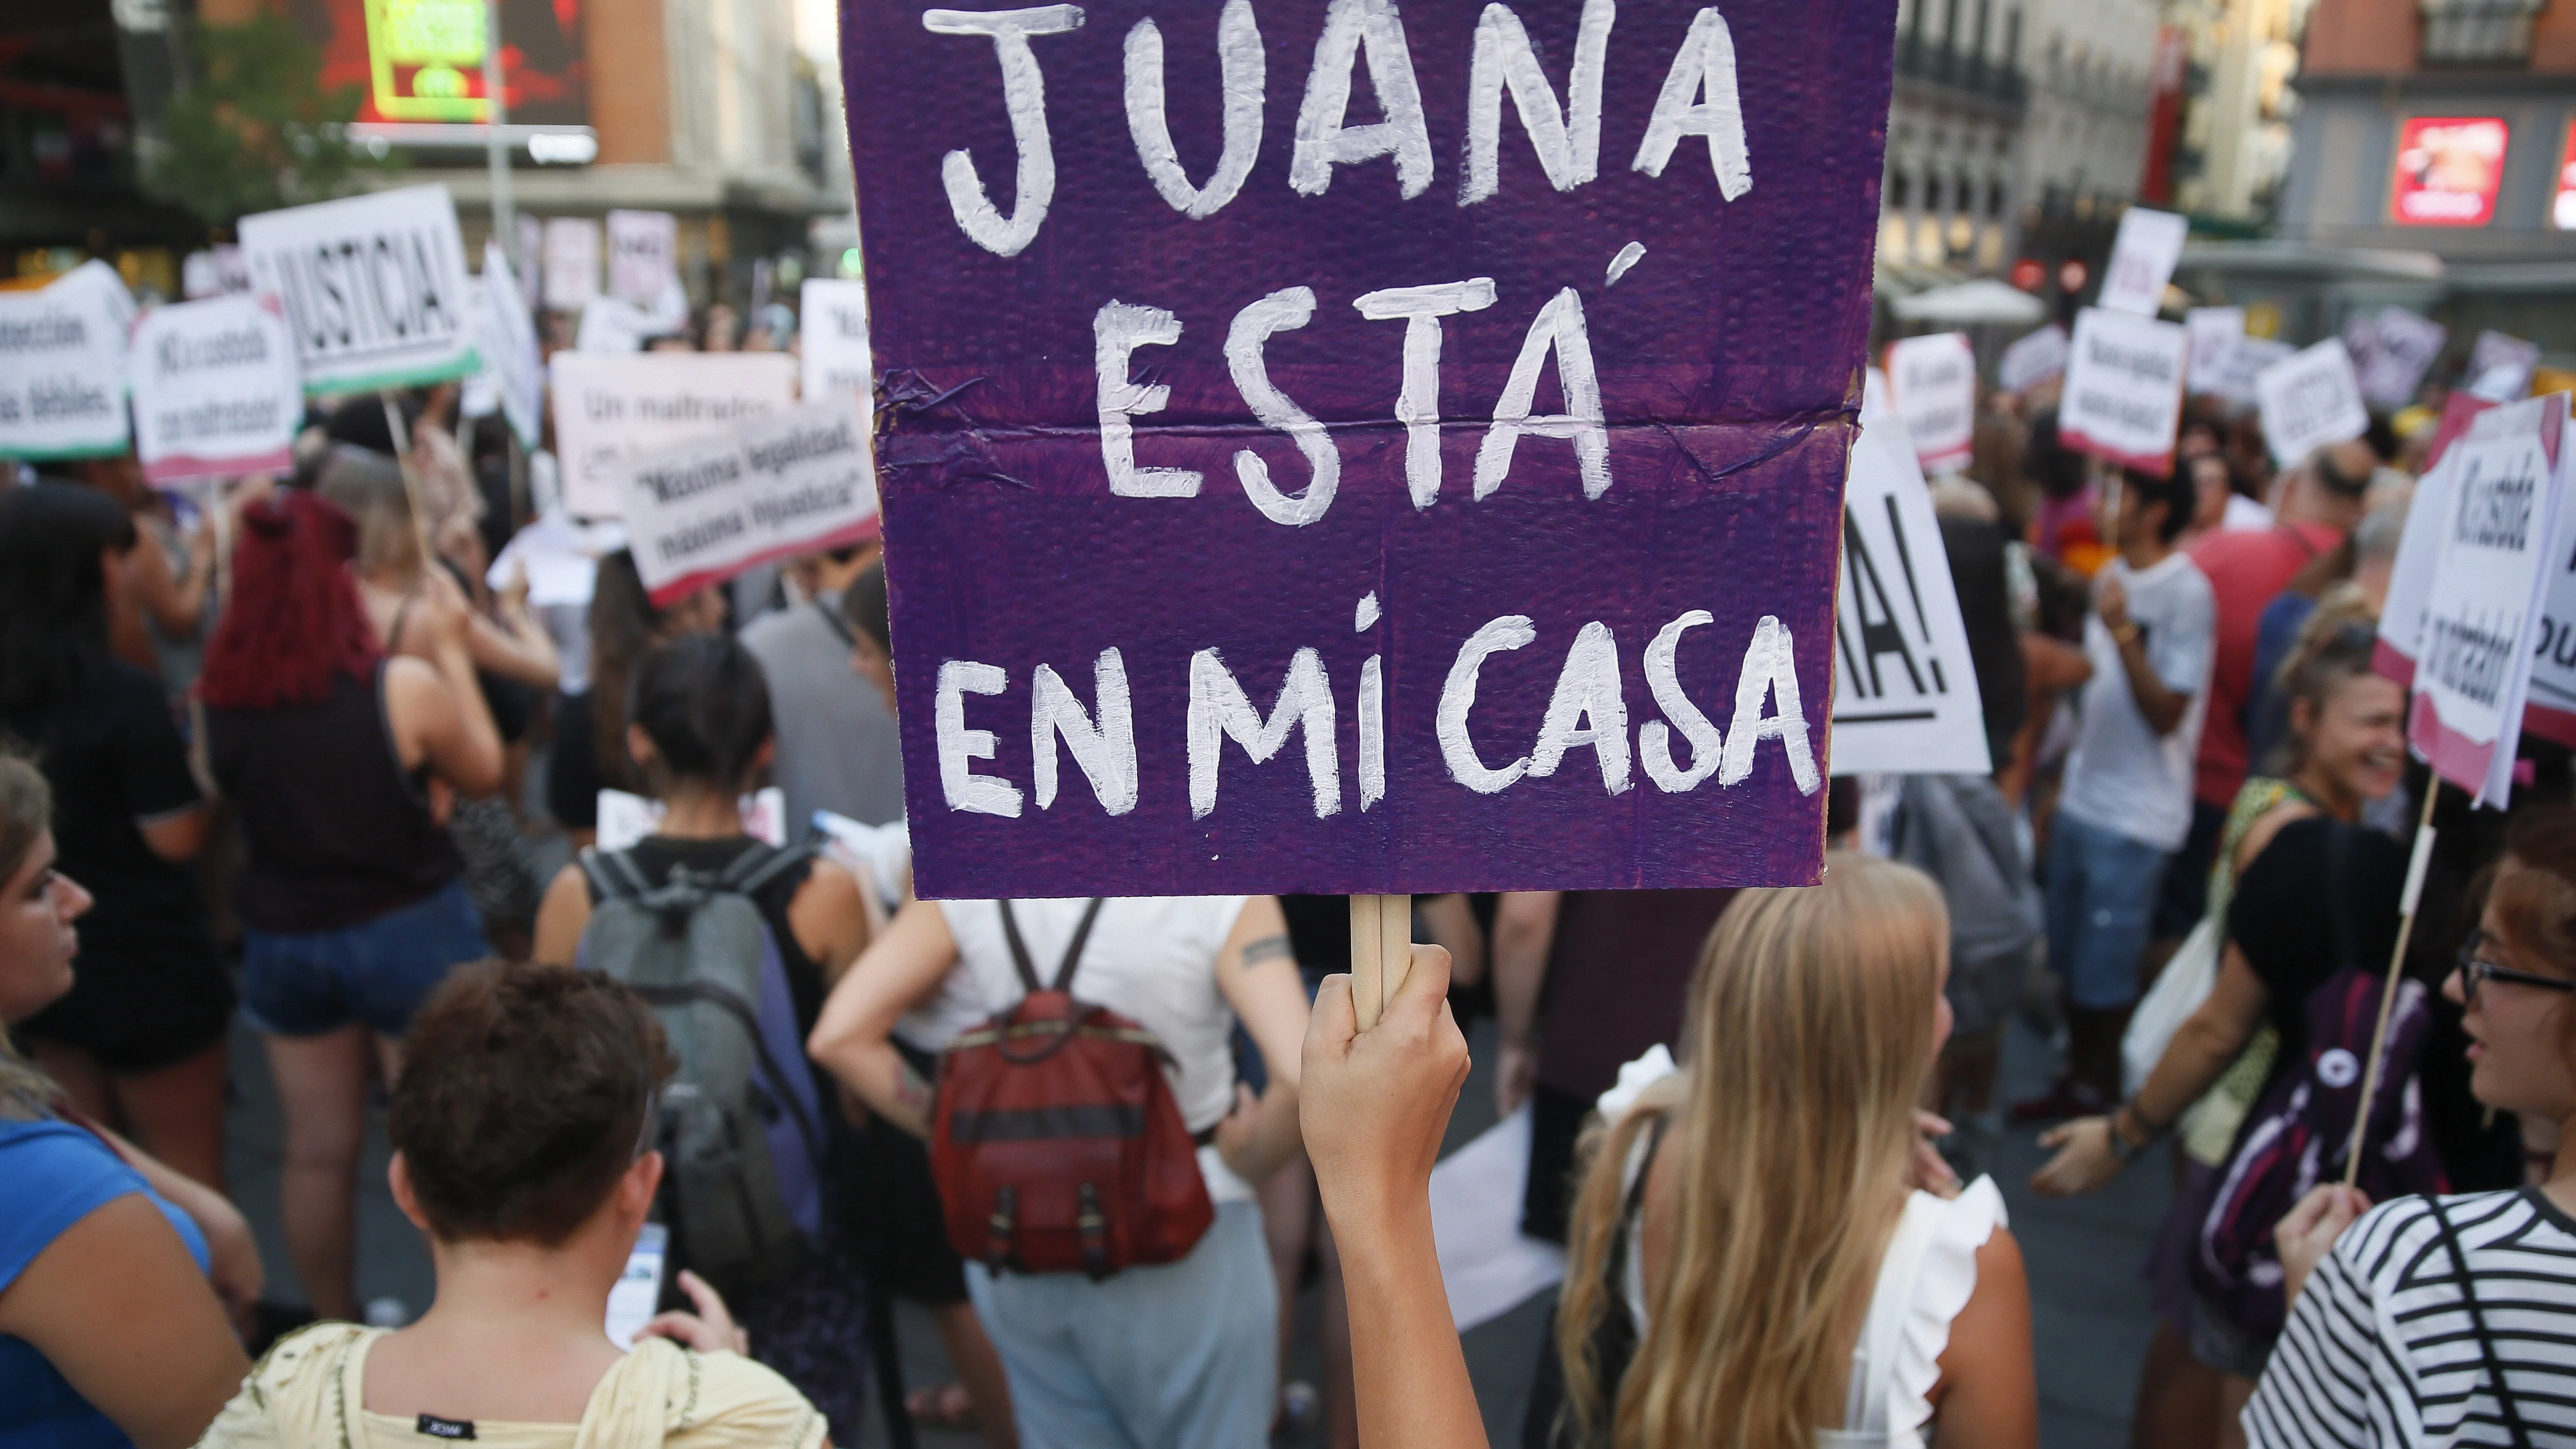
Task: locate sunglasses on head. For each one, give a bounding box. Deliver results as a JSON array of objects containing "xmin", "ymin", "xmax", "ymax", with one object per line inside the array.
[{"xmin": 2455, "ymin": 936, "xmax": 2576, "ymax": 1005}]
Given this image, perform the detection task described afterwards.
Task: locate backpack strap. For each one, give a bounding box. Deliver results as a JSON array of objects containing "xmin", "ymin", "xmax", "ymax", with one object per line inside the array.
[
  {"xmin": 1050, "ymin": 899, "xmax": 1107, "ymax": 994},
  {"xmin": 995, "ymin": 898, "xmax": 1108, "ymax": 997},
  {"xmin": 813, "ymin": 597, "xmax": 859, "ymax": 649},
  {"xmin": 580, "ymin": 847, "xmax": 655, "ymax": 905},
  {"xmin": 718, "ymin": 840, "xmax": 816, "ymax": 898},
  {"xmin": 2425, "ymin": 1195, "xmax": 2534, "ymax": 1449},
  {"xmin": 625, "ymin": 976, "xmax": 827, "ymax": 1167},
  {"xmin": 996, "ymin": 901, "xmax": 1045, "ymax": 996}
]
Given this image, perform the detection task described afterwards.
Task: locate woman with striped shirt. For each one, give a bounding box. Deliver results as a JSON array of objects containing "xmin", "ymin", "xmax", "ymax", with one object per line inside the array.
[{"xmin": 2246, "ymin": 811, "xmax": 2576, "ymax": 1448}]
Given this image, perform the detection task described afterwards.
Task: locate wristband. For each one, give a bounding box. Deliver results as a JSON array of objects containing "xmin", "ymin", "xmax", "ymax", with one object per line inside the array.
[{"xmin": 2105, "ymin": 1113, "xmax": 2145, "ymax": 1164}]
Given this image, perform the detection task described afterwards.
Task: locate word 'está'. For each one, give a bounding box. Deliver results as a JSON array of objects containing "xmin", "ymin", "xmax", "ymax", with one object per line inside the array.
[
  {"xmin": 924, "ymin": 0, "xmax": 1752, "ymax": 257},
  {"xmin": 929, "ymin": 607, "xmax": 1818, "ymax": 824},
  {"xmin": 1097, "ymin": 278, "xmax": 1606, "ymax": 522}
]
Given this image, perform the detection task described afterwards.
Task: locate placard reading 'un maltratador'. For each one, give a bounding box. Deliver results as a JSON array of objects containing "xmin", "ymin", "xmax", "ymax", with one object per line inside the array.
[{"xmin": 841, "ymin": 0, "xmax": 1898, "ymax": 897}]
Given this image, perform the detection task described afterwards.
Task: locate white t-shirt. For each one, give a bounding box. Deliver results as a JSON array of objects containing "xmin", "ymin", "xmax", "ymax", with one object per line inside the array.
[
  {"xmin": 2223, "ymin": 493, "xmax": 2275, "ymax": 532},
  {"xmin": 2059, "ymin": 551, "xmax": 2216, "ymax": 852},
  {"xmin": 928, "ymin": 895, "xmax": 1255, "ymax": 1201}
]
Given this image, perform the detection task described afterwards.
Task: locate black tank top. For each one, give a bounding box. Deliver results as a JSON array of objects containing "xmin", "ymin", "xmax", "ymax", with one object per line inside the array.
[{"xmin": 207, "ymin": 664, "xmax": 460, "ymax": 932}]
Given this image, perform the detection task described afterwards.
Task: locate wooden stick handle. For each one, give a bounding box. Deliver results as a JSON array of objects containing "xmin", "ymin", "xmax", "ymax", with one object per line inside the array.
[
  {"xmin": 1349, "ymin": 894, "xmax": 1413, "ymax": 1031},
  {"xmin": 2343, "ymin": 779, "xmax": 2442, "ymax": 1189},
  {"xmin": 379, "ymin": 390, "xmax": 438, "ymax": 572}
]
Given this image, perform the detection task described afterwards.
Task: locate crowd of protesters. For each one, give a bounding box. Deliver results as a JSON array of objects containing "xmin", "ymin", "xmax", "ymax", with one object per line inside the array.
[{"xmin": 3, "ymin": 283, "xmax": 2576, "ymax": 1449}]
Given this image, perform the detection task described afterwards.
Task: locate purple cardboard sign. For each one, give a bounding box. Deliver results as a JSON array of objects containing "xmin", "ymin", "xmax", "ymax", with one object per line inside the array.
[{"xmin": 841, "ymin": 0, "xmax": 1895, "ymax": 898}]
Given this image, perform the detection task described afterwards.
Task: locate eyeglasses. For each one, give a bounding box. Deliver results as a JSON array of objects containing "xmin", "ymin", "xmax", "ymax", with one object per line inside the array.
[{"xmin": 2454, "ymin": 938, "xmax": 2576, "ymax": 1006}]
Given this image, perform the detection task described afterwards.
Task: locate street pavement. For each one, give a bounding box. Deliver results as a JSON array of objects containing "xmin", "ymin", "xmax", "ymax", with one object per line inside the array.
[{"xmin": 223, "ymin": 996, "xmax": 2166, "ymax": 1449}]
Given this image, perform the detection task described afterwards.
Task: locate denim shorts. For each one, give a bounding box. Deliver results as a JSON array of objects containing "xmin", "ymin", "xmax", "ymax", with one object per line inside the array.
[
  {"xmin": 2043, "ymin": 811, "xmax": 2172, "ymax": 1011},
  {"xmin": 966, "ymin": 1198, "xmax": 1275, "ymax": 1449},
  {"xmin": 240, "ymin": 880, "xmax": 488, "ymax": 1038}
]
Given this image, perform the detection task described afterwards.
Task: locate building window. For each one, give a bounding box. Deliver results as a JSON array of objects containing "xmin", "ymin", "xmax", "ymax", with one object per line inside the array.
[
  {"xmin": 2420, "ymin": 0, "xmax": 2543, "ymax": 64},
  {"xmin": 1890, "ymin": 169, "xmax": 1913, "ymax": 208},
  {"xmin": 1988, "ymin": 177, "xmax": 2008, "ymax": 216}
]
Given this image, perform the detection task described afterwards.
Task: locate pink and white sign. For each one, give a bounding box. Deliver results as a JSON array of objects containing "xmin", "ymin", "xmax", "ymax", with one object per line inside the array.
[
  {"xmin": 2059, "ymin": 308, "xmax": 2188, "ymax": 474},
  {"xmin": 128, "ymin": 292, "xmax": 302, "ymax": 484},
  {"xmin": 2410, "ymin": 392, "xmax": 2566, "ymax": 806}
]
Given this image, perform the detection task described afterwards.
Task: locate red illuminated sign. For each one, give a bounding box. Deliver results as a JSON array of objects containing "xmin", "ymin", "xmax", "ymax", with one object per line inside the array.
[
  {"xmin": 2391, "ymin": 116, "xmax": 2507, "ymax": 227},
  {"xmin": 2554, "ymin": 122, "xmax": 2576, "ymax": 230}
]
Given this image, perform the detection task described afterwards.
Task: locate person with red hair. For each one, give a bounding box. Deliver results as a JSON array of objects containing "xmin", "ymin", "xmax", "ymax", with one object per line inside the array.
[{"xmin": 199, "ymin": 464, "xmax": 503, "ymax": 1323}]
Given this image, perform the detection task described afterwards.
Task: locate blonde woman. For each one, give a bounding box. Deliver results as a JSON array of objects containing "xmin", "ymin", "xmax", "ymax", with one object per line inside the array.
[
  {"xmin": 315, "ymin": 449, "xmax": 559, "ymax": 691},
  {"xmin": 1549, "ymin": 856, "xmax": 2037, "ymax": 1449}
]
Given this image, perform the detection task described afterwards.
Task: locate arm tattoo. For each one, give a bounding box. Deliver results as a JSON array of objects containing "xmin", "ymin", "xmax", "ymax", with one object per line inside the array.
[
  {"xmin": 895, "ymin": 1061, "xmax": 934, "ymax": 1113},
  {"xmin": 1240, "ymin": 933, "xmax": 1295, "ymax": 970}
]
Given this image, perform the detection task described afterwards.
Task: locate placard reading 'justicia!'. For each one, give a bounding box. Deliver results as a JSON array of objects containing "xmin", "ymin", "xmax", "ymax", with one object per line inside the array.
[{"xmin": 842, "ymin": 0, "xmax": 1898, "ymax": 897}]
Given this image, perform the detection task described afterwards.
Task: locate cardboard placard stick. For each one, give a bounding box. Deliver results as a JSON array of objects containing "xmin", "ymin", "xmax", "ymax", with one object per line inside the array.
[
  {"xmin": 2343, "ymin": 780, "xmax": 2442, "ymax": 1189},
  {"xmin": 1349, "ymin": 894, "xmax": 1414, "ymax": 1031}
]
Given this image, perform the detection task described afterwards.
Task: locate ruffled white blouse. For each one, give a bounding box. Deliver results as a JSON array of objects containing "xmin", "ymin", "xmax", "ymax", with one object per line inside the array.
[{"xmin": 1606, "ymin": 1058, "xmax": 2007, "ymax": 1449}]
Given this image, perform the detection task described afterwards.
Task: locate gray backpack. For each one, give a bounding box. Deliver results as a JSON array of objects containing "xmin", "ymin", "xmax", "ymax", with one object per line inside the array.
[{"xmin": 577, "ymin": 843, "xmax": 826, "ymax": 1298}]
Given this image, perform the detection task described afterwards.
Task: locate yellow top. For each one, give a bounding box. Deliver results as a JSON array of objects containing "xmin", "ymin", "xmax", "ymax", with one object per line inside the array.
[{"xmin": 197, "ymin": 1323, "xmax": 827, "ymax": 1449}]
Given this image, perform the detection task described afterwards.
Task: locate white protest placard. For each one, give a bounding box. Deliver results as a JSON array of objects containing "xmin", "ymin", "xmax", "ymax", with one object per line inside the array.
[
  {"xmin": 237, "ymin": 185, "xmax": 480, "ymax": 393},
  {"xmin": 181, "ymin": 247, "xmax": 250, "ymax": 300},
  {"xmin": 2341, "ymin": 313, "xmax": 2380, "ymax": 376},
  {"xmin": 617, "ymin": 397, "xmax": 880, "ymax": 603},
  {"xmin": 543, "ymin": 217, "xmax": 602, "ymax": 311},
  {"xmin": 128, "ymin": 293, "xmax": 301, "ymax": 483},
  {"xmin": 2468, "ymin": 330, "xmax": 2540, "ymax": 403},
  {"xmin": 2375, "ymin": 395, "xmax": 2493, "ymax": 688},
  {"xmin": 550, "ymin": 351, "xmax": 798, "ymax": 518},
  {"xmin": 2099, "ymin": 207, "xmax": 2189, "ymax": 317},
  {"xmin": 606, "ymin": 211, "xmax": 679, "ymax": 307},
  {"xmin": 0, "ymin": 261, "xmax": 133, "ymax": 460},
  {"xmin": 575, "ymin": 296, "xmax": 652, "ymax": 355},
  {"xmin": 1885, "ymin": 332, "xmax": 1975, "ymax": 473},
  {"xmin": 2060, "ymin": 308, "xmax": 2188, "ymax": 474},
  {"xmin": 800, "ymin": 278, "xmax": 873, "ymax": 400},
  {"xmin": 1998, "ymin": 324, "xmax": 2067, "ymax": 393},
  {"xmin": 2360, "ymin": 308, "xmax": 2447, "ymax": 409},
  {"xmin": 480, "ymin": 242, "xmax": 543, "ymax": 447},
  {"xmin": 2255, "ymin": 339, "xmax": 2370, "ymax": 468},
  {"xmin": 1830, "ymin": 386, "xmax": 1992, "ymax": 776},
  {"xmin": 2185, "ymin": 307, "xmax": 2244, "ymax": 396},
  {"xmin": 2209, "ymin": 335, "xmax": 2293, "ymax": 408},
  {"xmin": 516, "ymin": 216, "xmax": 543, "ymax": 309},
  {"xmin": 2411, "ymin": 392, "xmax": 2567, "ymax": 804},
  {"xmin": 598, "ymin": 787, "xmax": 785, "ymax": 852}
]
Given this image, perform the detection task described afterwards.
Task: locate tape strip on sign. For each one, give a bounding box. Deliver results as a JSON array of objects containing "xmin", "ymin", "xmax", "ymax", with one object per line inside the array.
[{"xmin": 844, "ymin": 0, "xmax": 1898, "ymax": 897}]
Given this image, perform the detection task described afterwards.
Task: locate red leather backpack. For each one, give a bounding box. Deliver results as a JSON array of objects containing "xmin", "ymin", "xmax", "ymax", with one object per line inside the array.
[{"xmin": 929, "ymin": 899, "xmax": 1215, "ymax": 1279}]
